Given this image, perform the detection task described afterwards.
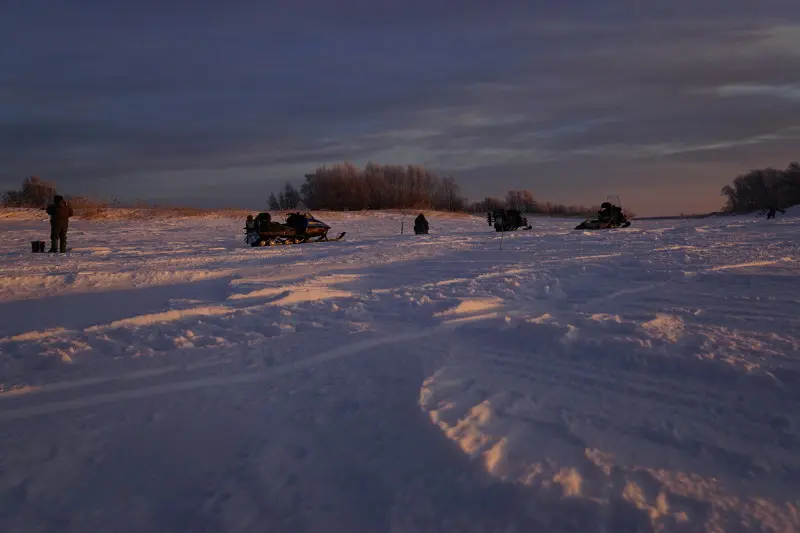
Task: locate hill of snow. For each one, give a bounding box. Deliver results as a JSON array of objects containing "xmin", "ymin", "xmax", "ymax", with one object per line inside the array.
[{"xmin": 0, "ymin": 208, "xmax": 797, "ymax": 532}]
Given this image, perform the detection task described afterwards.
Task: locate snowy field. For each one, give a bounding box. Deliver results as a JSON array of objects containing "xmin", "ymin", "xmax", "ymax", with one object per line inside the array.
[{"xmin": 0, "ymin": 207, "xmax": 798, "ymax": 533}]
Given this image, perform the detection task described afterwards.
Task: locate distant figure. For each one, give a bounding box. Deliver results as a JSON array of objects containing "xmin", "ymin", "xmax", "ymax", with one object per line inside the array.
[
  {"xmin": 244, "ymin": 215, "xmax": 258, "ymax": 245},
  {"xmin": 45, "ymin": 195, "xmax": 73, "ymax": 253},
  {"xmin": 414, "ymin": 213, "xmax": 429, "ymax": 235},
  {"xmin": 245, "ymin": 215, "xmax": 256, "ymax": 239}
]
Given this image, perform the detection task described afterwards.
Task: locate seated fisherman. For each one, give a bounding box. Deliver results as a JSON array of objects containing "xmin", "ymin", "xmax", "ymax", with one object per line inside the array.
[
  {"xmin": 286, "ymin": 212, "xmax": 308, "ymax": 233},
  {"xmin": 254, "ymin": 212, "xmax": 272, "ymax": 232},
  {"xmin": 414, "ymin": 213, "xmax": 429, "ymax": 234},
  {"xmin": 598, "ymin": 202, "xmax": 612, "ymax": 221}
]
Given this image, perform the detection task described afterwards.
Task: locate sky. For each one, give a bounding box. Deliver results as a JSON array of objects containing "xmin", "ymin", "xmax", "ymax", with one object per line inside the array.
[{"xmin": 1, "ymin": 0, "xmax": 799, "ymax": 216}]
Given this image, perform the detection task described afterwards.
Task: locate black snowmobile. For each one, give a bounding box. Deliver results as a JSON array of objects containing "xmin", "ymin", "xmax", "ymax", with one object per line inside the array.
[
  {"xmin": 764, "ymin": 207, "xmax": 786, "ymax": 219},
  {"xmin": 487, "ymin": 209, "xmax": 532, "ymax": 232},
  {"xmin": 575, "ymin": 200, "xmax": 631, "ymax": 230},
  {"xmin": 244, "ymin": 211, "xmax": 345, "ymax": 247}
]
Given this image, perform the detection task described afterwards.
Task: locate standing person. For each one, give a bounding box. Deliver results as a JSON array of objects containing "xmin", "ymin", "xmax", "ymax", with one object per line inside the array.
[{"xmin": 45, "ymin": 195, "xmax": 73, "ymax": 253}]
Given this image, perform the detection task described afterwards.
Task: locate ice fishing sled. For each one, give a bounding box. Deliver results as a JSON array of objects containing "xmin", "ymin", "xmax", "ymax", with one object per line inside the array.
[
  {"xmin": 487, "ymin": 209, "xmax": 532, "ymax": 232},
  {"xmin": 575, "ymin": 197, "xmax": 631, "ymax": 230},
  {"xmin": 244, "ymin": 212, "xmax": 345, "ymax": 247}
]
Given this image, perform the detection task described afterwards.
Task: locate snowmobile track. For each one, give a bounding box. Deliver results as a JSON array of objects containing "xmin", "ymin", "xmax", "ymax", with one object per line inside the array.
[{"xmin": 0, "ymin": 321, "xmax": 466, "ymax": 422}]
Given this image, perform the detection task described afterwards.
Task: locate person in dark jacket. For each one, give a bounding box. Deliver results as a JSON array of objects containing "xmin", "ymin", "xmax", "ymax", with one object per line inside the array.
[
  {"xmin": 45, "ymin": 195, "xmax": 73, "ymax": 253},
  {"xmin": 414, "ymin": 213, "xmax": 429, "ymax": 235}
]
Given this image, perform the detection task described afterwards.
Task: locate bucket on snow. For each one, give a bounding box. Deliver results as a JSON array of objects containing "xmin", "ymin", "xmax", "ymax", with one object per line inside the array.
[{"xmin": 31, "ymin": 240, "xmax": 46, "ymax": 253}]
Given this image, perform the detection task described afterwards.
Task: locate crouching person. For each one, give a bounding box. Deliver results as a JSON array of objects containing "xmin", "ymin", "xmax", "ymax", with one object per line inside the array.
[
  {"xmin": 46, "ymin": 195, "xmax": 73, "ymax": 253},
  {"xmin": 414, "ymin": 213, "xmax": 429, "ymax": 235}
]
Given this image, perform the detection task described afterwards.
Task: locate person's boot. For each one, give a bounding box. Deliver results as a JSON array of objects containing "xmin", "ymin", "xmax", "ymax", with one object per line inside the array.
[
  {"xmin": 48, "ymin": 238, "xmax": 58, "ymax": 253},
  {"xmin": 60, "ymin": 235, "xmax": 67, "ymax": 253}
]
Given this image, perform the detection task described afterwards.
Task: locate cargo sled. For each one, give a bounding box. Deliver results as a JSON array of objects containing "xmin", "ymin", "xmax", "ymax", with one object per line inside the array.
[
  {"xmin": 487, "ymin": 209, "xmax": 532, "ymax": 232},
  {"xmin": 575, "ymin": 197, "xmax": 631, "ymax": 230},
  {"xmin": 244, "ymin": 212, "xmax": 345, "ymax": 247}
]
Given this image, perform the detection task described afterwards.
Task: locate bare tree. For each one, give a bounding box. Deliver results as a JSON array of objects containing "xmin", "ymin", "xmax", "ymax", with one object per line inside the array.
[
  {"xmin": 281, "ymin": 182, "xmax": 301, "ymax": 209},
  {"xmin": 285, "ymin": 162, "xmax": 467, "ymax": 211}
]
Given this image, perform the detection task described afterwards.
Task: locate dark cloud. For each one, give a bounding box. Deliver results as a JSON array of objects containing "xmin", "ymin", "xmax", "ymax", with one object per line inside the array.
[{"xmin": 1, "ymin": 1, "xmax": 799, "ymax": 215}]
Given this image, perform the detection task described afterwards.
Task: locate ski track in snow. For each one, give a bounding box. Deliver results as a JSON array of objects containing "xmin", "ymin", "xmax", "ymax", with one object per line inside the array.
[{"xmin": 0, "ymin": 208, "xmax": 799, "ymax": 532}]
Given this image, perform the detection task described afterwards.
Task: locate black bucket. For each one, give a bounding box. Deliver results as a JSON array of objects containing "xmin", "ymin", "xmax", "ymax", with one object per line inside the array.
[{"xmin": 31, "ymin": 240, "xmax": 46, "ymax": 253}]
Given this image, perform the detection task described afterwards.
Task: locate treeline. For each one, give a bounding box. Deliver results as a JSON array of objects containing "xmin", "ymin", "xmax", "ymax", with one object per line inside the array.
[
  {"xmin": 2, "ymin": 176, "xmax": 117, "ymax": 216},
  {"xmin": 2, "ymin": 176, "xmax": 58, "ymax": 207},
  {"xmin": 274, "ymin": 162, "xmax": 467, "ymax": 211},
  {"xmin": 266, "ymin": 161, "xmax": 597, "ymax": 216},
  {"xmin": 14, "ymin": 160, "xmax": 798, "ymax": 217},
  {"xmin": 721, "ymin": 162, "xmax": 800, "ymax": 213}
]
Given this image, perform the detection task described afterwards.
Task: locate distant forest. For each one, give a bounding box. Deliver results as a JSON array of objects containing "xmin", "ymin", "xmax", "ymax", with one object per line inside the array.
[
  {"xmin": 720, "ymin": 162, "xmax": 800, "ymax": 213},
  {"xmin": 4, "ymin": 161, "xmax": 799, "ymax": 216},
  {"xmin": 266, "ymin": 160, "xmax": 800, "ymax": 216},
  {"xmin": 267, "ymin": 162, "xmax": 601, "ymax": 217}
]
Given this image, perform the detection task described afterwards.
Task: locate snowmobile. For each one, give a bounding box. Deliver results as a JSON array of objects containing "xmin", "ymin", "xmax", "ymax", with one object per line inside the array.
[
  {"xmin": 244, "ymin": 211, "xmax": 345, "ymax": 247},
  {"xmin": 763, "ymin": 207, "xmax": 786, "ymax": 219},
  {"xmin": 575, "ymin": 198, "xmax": 631, "ymax": 230},
  {"xmin": 487, "ymin": 209, "xmax": 532, "ymax": 232}
]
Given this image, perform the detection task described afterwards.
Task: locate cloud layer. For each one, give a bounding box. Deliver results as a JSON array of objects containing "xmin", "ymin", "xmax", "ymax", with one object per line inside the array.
[{"xmin": 1, "ymin": 0, "xmax": 799, "ymax": 214}]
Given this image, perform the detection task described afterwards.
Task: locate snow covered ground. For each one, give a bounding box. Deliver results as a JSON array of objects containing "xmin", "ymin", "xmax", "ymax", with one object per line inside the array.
[{"xmin": 0, "ymin": 207, "xmax": 798, "ymax": 533}]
